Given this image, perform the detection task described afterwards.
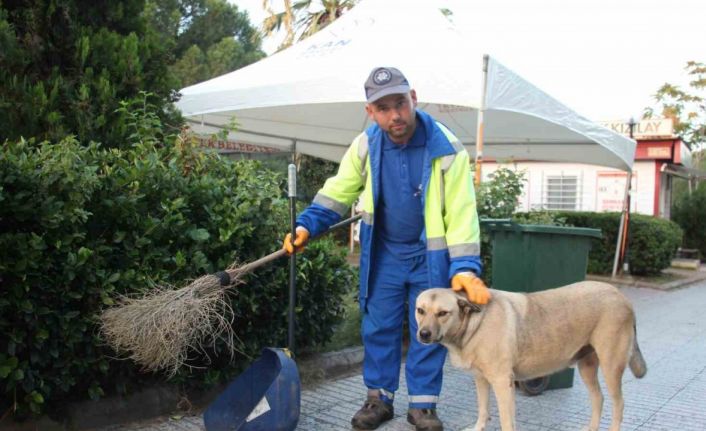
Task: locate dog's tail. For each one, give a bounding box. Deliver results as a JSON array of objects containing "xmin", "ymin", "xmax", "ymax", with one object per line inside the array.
[{"xmin": 629, "ymin": 324, "xmax": 647, "ymax": 378}]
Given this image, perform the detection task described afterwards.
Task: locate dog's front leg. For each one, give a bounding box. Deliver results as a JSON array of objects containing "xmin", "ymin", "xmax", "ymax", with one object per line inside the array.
[
  {"xmin": 490, "ymin": 375, "xmax": 516, "ymax": 431},
  {"xmin": 472, "ymin": 372, "xmax": 491, "ymax": 431}
]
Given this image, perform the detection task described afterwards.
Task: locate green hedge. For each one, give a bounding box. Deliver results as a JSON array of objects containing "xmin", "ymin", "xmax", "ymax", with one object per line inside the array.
[
  {"xmin": 554, "ymin": 211, "xmax": 683, "ymax": 275},
  {"xmin": 0, "ymin": 138, "xmax": 356, "ymax": 418},
  {"xmin": 672, "ymin": 183, "xmax": 706, "ymax": 260},
  {"xmin": 502, "ymin": 211, "xmax": 682, "ymax": 276}
]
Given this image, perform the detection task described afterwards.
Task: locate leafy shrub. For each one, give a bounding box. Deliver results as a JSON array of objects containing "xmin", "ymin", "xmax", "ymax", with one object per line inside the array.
[
  {"xmin": 297, "ymin": 155, "xmax": 339, "ymax": 203},
  {"xmin": 476, "ymin": 167, "xmax": 526, "ymax": 283},
  {"xmin": 0, "ymin": 133, "xmax": 355, "ymax": 418},
  {"xmin": 627, "ymin": 214, "xmax": 683, "ymax": 275},
  {"xmin": 512, "ymin": 211, "xmax": 568, "ymax": 227},
  {"xmin": 672, "ymin": 183, "xmax": 706, "ymax": 260},
  {"xmin": 556, "ymin": 212, "xmax": 682, "ymax": 275},
  {"xmin": 476, "ymin": 167, "xmax": 525, "ymax": 219}
]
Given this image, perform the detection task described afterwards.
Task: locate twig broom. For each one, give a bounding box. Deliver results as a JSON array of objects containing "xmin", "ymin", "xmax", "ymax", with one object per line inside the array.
[{"xmin": 100, "ymin": 215, "xmax": 361, "ymax": 376}]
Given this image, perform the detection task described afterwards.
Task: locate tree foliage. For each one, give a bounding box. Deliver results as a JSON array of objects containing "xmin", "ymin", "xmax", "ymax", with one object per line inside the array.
[
  {"xmin": 262, "ymin": 0, "xmax": 358, "ymax": 51},
  {"xmin": 645, "ymin": 61, "xmax": 706, "ymax": 150},
  {"xmin": 0, "ymin": 0, "xmax": 265, "ymax": 147},
  {"xmin": 147, "ymin": 0, "xmax": 265, "ymax": 88},
  {"xmin": 0, "ymin": 0, "xmax": 179, "ymax": 147},
  {"xmin": 672, "ymin": 179, "xmax": 706, "ymax": 260}
]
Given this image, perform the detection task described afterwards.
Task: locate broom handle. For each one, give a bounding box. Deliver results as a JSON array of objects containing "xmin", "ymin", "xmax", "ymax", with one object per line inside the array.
[{"xmin": 231, "ymin": 214, "xmax": 362, "ymax": 276}]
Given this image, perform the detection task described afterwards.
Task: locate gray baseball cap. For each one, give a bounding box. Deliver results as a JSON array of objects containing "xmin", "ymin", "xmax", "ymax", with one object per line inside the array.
[{"xmin": 364, "ymin": 67, "xmax": 411, "ymax": 103}]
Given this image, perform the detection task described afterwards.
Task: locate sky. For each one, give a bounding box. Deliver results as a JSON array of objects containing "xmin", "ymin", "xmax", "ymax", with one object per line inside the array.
[{"xmin": 232, "ymin": 0, "xmax": 705, "ymax": 122}]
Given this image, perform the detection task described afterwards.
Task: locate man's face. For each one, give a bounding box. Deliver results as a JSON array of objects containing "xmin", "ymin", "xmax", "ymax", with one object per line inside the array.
[{"xmin": 365, "ymin": 90, "xmax": 418, "ymax": 144}]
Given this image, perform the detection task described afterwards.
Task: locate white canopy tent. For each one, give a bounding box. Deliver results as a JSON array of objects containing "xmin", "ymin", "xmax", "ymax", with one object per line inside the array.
[
  {"xmin": 176, "ymin": 0, "xmax": 637, "ymax": 277},
  {"xmin": 177, "ymin": 0, "xmax": 635, "ymax": 171}
]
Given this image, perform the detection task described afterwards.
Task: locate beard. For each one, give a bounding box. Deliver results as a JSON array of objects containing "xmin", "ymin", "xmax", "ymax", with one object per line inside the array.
[{"xmin": 387, "ymin": 120, "xmax": 413, "ymax": 142}]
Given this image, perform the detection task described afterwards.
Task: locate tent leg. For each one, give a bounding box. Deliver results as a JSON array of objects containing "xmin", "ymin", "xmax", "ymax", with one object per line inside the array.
[
  {"xmin": 611, "ymin": 171, "xmax": 632, "ymax": 278},
  {"xmin": 474, "ymin": 55, "xmax": 489, "ymax": 187},
  {"xmin": 611, "ymin": 212, "xmax": 626, "ymax": 278}
]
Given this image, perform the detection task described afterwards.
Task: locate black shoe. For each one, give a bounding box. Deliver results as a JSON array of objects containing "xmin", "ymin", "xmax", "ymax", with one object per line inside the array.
[
  {"xmin": 351, "ymin": 396, "xmax": 394, "ymax": 430},
  {"xmin": 407, "ymin": 408, "xmax": 443, "ymax": 431}
]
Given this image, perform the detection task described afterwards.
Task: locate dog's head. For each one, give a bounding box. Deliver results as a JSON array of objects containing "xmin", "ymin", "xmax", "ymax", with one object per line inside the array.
[{"xmin": 415, "ymin": 288, "xmax": 483, "ymax": 346}]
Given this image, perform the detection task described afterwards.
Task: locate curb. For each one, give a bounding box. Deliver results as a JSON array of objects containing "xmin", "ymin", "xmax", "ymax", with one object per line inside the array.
[
  {"xmin": 297, "ymin": 346, "xmax": 365, "ymax": 388},
  {"xmin": 0, "ymin": 347, "xmax": 366, "ymax": 431},
  {"xmin": 586, "ymin": 270, "xmax": 706, "ymax": 291}
]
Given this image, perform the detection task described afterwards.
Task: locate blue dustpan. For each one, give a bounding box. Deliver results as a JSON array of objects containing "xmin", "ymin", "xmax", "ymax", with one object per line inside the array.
[
  {"xmin": 204, "ymin": 347, "xmax": 301, "ymax": 431},
  {"xmin": 205, "ymin": 168, "xmax": 360, "ymax": 431}
]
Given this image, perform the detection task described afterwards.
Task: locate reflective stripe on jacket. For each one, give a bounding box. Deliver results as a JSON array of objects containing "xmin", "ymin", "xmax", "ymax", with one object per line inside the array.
[{"xmin": 296, "ymin": 110, "xmax": 482, "ymax": 307}]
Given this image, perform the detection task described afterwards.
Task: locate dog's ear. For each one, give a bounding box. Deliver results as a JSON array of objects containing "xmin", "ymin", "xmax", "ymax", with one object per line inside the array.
[{"xmin": 457, "ymin": 298, "xmax": 482, "ymax": 315}]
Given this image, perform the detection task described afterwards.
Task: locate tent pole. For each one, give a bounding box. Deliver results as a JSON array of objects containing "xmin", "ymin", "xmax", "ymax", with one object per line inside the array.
[
  {"xmin": 612, "ymin": 170, "xmax": 632, "ymax": 278},
  {"xmin": 474, "ymin": 54, "xmax": 489, "ymax": 187},
  {"xmin": 619, "ymin": 171, "xmax": 633, "ymax": 274}
]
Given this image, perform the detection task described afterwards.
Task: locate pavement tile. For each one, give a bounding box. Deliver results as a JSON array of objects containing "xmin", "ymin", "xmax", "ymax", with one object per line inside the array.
[{"xmin": 97, "ymin": 282, "xmax": 706, "ymax": 431}]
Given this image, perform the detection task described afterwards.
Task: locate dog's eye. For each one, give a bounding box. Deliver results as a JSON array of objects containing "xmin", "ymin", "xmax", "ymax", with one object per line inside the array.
[
  {"xmin": 416, "ymin": 307, "xmax": 425, "ymax": 315},
  {"xmin": 436, "ymin": 310, "xmax": 449, "ymax": 317}
]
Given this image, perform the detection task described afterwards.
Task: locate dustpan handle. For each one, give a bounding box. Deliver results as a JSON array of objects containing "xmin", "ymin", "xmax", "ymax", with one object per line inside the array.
[{"xmin": 231, "ymin": 214, "xmax": 362, "ymax": 276}]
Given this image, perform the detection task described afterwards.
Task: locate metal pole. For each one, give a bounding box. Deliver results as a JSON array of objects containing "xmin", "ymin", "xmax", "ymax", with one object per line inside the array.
[
  {"xmin": 620, "ymin": 119, "xmax": 636, "ymax": 274},
  {"xmin": 349, "ymin": 205, "xmax": 355, "ymax": 253},
  {"xmin": 474, "ymin": 54, "xmax": 489, "ymax": 187},
  {"xmin": 612, "ymin": 118, "xmax": 636, "ymax": 278},
  {"xmin": 619, "ymin": 171, "xmax": 633, "ymax": 274},
  {"xmin": 287, "ymin": 164, "xmax": 297, "ymax": 352},
  {"xmin": 611, "ymin": 196, "xmax": 627, "ymax": 279}
]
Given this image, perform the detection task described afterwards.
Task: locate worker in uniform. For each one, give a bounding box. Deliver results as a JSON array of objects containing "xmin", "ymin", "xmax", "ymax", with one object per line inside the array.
[{"xmin": 284, "ymin": 66, "xmax": 490, "ymax": 431}]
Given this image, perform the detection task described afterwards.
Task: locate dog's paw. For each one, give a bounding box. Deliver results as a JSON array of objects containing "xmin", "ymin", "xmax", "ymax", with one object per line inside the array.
[
  {"xmin": 458, "ymin": 423, "xmax": 485, "ymax": 431},
  {"xmin": 469, "ymin": 419, "xmax": 489, "ymax": 431}
]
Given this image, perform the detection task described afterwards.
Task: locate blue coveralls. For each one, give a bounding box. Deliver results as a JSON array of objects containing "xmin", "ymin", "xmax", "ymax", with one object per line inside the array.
[{"xmin": 362, "ymin": 119, "xmax": 447, "ymax": 408}]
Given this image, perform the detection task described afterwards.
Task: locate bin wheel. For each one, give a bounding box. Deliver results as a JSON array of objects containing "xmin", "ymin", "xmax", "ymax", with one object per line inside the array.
[{"xmin": 518, "ymin": 376, "xmax": 550, "ymax": 396}]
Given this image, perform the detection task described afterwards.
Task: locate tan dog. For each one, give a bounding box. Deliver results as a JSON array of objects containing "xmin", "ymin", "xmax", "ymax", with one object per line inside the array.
[{"xmin": 415, "ymin": 281, "xmax": 646, "ymax": 431}]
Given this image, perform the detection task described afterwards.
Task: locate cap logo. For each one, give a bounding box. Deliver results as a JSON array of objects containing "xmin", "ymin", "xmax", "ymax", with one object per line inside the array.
[{"xmin": 372, "ymin": 69, "xmax": 392, "ymax": 85}]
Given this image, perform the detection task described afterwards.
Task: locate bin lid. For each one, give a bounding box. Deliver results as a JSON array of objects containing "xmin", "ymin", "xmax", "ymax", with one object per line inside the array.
[{"xmin": 480, "ymin": 219, "xmax": 602, "ymax": 239}]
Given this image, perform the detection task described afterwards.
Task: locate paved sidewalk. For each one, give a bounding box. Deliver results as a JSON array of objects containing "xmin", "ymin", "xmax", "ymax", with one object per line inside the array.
[{"xmin": 100, "ymin": 281, "xmax": 706, "ymax": 431}]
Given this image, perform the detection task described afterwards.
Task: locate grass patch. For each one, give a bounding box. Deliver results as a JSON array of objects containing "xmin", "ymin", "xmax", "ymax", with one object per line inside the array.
[
  {"xmin": 319, "ymin": 292, "xmax": 361, "ymax": 353},
  {"xmin": 630, "ymin": 271, "xmax": 687, "ymax": 284}
]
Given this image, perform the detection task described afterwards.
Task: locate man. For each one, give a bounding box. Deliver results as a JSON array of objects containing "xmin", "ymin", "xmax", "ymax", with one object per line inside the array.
[{"xmin": 283, "ymin": 67, "xmax": 490, "ymax": 431}]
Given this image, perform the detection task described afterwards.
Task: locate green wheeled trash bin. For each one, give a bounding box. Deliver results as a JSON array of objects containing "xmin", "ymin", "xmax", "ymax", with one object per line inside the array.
[{"xmin": 480, "ymin": 219, "xmax": 602, "ymax": 395}]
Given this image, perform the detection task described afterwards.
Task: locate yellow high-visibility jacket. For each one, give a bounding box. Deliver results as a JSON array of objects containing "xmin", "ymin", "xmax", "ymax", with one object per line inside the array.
[{"xmin": 297, "ymin": 110, "xmax": 481, "ymax": 308}]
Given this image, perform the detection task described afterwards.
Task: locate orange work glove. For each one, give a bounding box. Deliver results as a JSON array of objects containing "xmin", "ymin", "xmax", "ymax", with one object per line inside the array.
[
  {"xmin": 283, "ymin": 227, "xmax": 310, "ymax": 254},
  {"xmin": 451, "ymin": 272, "xmax": 491, "ymax": 304}
]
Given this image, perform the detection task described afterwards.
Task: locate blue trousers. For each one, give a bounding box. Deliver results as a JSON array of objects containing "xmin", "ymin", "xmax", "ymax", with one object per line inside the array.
[{"xmin": 361, "ymin": 244, "xmax": 447, "ymax": 409}]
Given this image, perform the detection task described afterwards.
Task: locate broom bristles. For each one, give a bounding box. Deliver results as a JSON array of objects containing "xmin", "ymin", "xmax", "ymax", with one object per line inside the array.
[{"xmin": 100, "ymin": 271, "xmax": 244, "ymax": 376}]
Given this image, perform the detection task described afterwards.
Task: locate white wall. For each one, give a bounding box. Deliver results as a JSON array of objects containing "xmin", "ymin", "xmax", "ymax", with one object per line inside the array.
[{"xmin": 482, "ymin": 161, "xmax": 657, "ymax": 215}]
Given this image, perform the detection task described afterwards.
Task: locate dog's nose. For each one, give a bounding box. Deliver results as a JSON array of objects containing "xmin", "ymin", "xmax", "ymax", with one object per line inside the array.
[{"xmin": 419, "ymin": 328, "xmax": 431, "ymax": 342}]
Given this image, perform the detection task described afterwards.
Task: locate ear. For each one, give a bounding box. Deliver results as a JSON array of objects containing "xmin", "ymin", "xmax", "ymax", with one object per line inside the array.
[
  {"xmin": 365, "ymin": 103, "xmax": 374, "ymax": 121},
  {"xmin": 457, "ymin": 297, "xmax": 482, "ymax": 315},
  {"xmin": 410, "ymin": 89, "xmax": 418, "ymax": 108}
]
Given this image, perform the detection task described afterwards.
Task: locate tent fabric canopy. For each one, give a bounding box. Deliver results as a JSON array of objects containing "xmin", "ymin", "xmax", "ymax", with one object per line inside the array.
[{"xmin": 177, "ymin": 0, "xmax": 636, "ymax": 171}]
